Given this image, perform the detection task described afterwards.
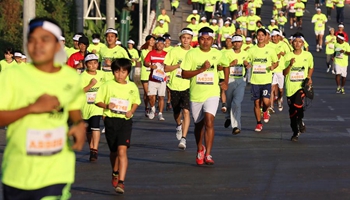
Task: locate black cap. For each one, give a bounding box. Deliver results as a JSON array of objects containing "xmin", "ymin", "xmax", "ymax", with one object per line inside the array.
[
  {"xmin": 78, "ymin": 36, "xmax": 89, "ymax": 46},
  {"xmin": 156, "ymin": 37, "xmax": 165, "ymax": 43}
]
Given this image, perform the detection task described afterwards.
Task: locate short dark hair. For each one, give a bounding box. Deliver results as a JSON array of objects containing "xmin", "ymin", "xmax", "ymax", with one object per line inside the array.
[
  {"xmin": 92, "ymin": 33, "xmax": 100, "ymax": 39},
  {"xmin": 257, "ymin": 28, "xmax": 267, "ymax": 35},
  {"xmin": 111, "ymin": 58, "xmax": 132, "ymax": 74},
  {"xmin": 4, "ymin": 47, "xmax": 13, "ymax": 54}
]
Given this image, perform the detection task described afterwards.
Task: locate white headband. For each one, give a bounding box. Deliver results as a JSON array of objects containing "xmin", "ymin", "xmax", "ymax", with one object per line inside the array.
[
  {"xmin": 84, "ymin": 54, "xmax": 99, "ymax": 62},
  {"xmin": 271, "ymin": 30, "xmax": 281, "ymax": 36},
  {"xmin": 105, "ymin": 29, "xmax": 118, "ymax": 35},
  {"xmin": 198, "ymin": 32, "xmax": 215, "ymax": 37},
  {"xmin": 232, "ymin": 36, "xmax": 243, "ymax": 42},
  {"xmin": 292, "ymin": 36, "xmax": 305, "ymax": 41},
  {"xmin": 127, "ymin": 39, "xmax": 135, "ymax": 44},
  {"xmin": 337, "ymin": 35, "xmax": 345, "ymax": 40},
  {"xmin": 73, "ymin": 34, "xmax": 82, "ymax": 41},
  {"xmin": 29, "ymin": 20, "xmax": 62, "ymax": 40},
  {"xmin": 179, "ymin": 29, "xmax": 194, "ymax": 37},
  {"xmin": 14, "ymin": 52, "xmax": 22, "ymax": 57},
  {"xmin": 59, "ymin": 36, "xmax": 65, "ymax": 41}
]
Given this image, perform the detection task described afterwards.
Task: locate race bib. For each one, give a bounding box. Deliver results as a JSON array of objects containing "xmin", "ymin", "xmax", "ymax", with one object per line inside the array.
[
  {"xmin": 152, "ymin": 68, "xmax": 166, "ymax": 81},
  {"xmin": 230, "ymin": 66, "xmax": 243, "ymax": 76},
  {"xmin": 249, "ymin": 21, "xmax": 255, "ymax": 25},
  {"xmin": 297, "ymin": 8, "xmax": 302, "ymax": 12},
  {"xmin": 176, "ymin": 68, "xmax": 182, "ymax": 78},
  {"xmin": 318, "ymin": 23, "xmax": 323, "ymax": 27},
  {"xmin": 196, "ymin": 72, "xmax": 214, "ymax": 85},
  {"xmin": 224, "ymin": 34, "xmax": 230, "ymax": 38},
  {"xmin": 276, "ymin": 1, "xmax": 281, "ymax": 4},
  {"xmin": 26, "ymin": 126, "xmax": 66, "ymax": 156},
  {"xmin": 86, "ymin": 92, "xmax": 97, "ymax": 104},
  {"xmin": 253, "ymin": 64, "xmax": 267, "ymax": 74},
  {"xmin": 328, "ymin": 43, "xmax": 334, "ymax": 49},
  {"xmin": 206, "ymin": 3, "xmax": 211, "ymax": 6},
  {"xmin": 290, "ymin": 71, "xmax": 305, "ymax": 82},
  {"xmin": 110, "ymin": 97, "xmax": 129, "ymax": 114},
  {"xmin": 242, "ymin": 22, "xmax": 247, "ymax": 25},
  {"xmin": 336, "ymin": 52, "xmax": 343, "ymax": 59}
]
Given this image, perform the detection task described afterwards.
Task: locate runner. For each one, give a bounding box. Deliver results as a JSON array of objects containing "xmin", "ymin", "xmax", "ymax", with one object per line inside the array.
[
  {"xmin": 287, "ymin": 0, "xmax": 297, "ymax": 29},
  {"xmin": 277, "ymin": 11, "xmax": 287, "ymax": 32},
  {"xmin": 181, "ymin": 27, "xmax": 229, "ymax": 165},
  {"xmin": 236, "ymin": 11, "xmax": 248, "ymax": 36},
  {"xmin": 325, "ymin": 28, "xmax": 336, "ymax": 73},
  {"xmin": 311, "ymin": 8, "xmax": 327, "ymax": 52},
  {"xmin": 163, "ymin": 34, "xmax": 174, "ymax": 111},
  {"xmin": 187, "ymin": 17, "xmax": 200, "ymax": 47},
  {"xmin": 247, "ymin": 10, "xmax": 261, "ymax": 37},
  {"xmin": 139, "ymin": 35, "xmax": 156, "ymax": 117},
  {"xmin": 186, "ymin": 10, "xmax": 200, "ymax": 23},
  {"xmin": 127, "ymin": 39, "xmax": 140, "ymax": 81},
  {"xmin": 325, "ymin": 0, "xmax": 334, "ymax": 19},
  {"xmin": 67, "ymin": 36, "xmax": 89, "ymax": 73},
  {"xmin": 334, "ymin": 0, "xmax": 345, "ymax": 24},
  {"xmin": 248, "ymin": 28, "xmax": 278, "ymax": 132},
  {"xmin": 144, "ymin": 37, "xmax": 168, "ymax": 120},
  {"xmin": 283, "ymin": 34, "xmax": 314, "ymax": 141},
  {"xmin": 0, "ymin": 17, "xmax": 85, "ymax": 199},
  {"xmin": 81, "ymin": 53, "xmax": 105, "ymax": 162},
  {"xmin": 152, "ymin": 20, "xmax": 167, "ymax": 37},
  {"xmin": 219, "ymin": 20, "xmax": 236, "ymax": 48},
  {"xmin": 334, "ymin": 33, "xmax": 350, "ymax": 94},
  {"xmin": 13, "ymin": 51, "xmax": 26, "ymax": 66},
  {"xmin": 335, "ymin": 24, "xmax": 348, "ymax": 42},
  {"xmin": 164, "ymin": 28, "xmax": 193, "ymax": 149},
  {"xmin": 0, "ymin": 48, "xmax": 16, "ymax": 72},
  {"xmin": 66, "ymin": 33, "xmax": 83, "ymax": 58},
  {"xmin": 294, "ymin": 0, "xmax": 305, "ymax": 30},
  {"xmin": 223, "ymin": 35, "xmax": 250, "ymax": 134},
  {"xmin": 157, "ymin": 9, "xmax": 171, "ymax": 33},
  {"xmin": 95, "ymin": 58, "xmax": 140, "ymax": 194},
  {"xmin": 87, "ymin": 33, "xmax": 106, "ymax": 60}
]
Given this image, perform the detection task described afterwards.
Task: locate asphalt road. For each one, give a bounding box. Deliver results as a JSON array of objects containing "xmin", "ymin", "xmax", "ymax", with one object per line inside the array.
[{"xmin": 1, "ymin": 0, "xmax": 350, "ymax": 199}]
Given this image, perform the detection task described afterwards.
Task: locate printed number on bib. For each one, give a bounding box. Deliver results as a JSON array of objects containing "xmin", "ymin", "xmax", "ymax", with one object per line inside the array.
[
  {"xmin": 328, "ymin": 43, "xmax": 334, "ymax": 49},
  {"xmin": 249, "ymin": 21, "xmax": 255, "ymax": 25},
  {"xmin": 196, "ymin": 72, "xmax": 214, "ymax": 85},
  {"xmin": 290, "ymin": 71, "xmax": 305, "ymax": 82},
  {"xmin": 230, "ymin": 66, "xmax": 243, "ymax": 76},
  {"xmin": 110, "ymin": 97, "xmax": 129, "ymax": 114},
  {"xmin": 335, "ymin": 52, "xmax": 343, "ymax": 59},
  {"xmin": 253, "ymin": 65, "xmax": 267, "ymax": 74},
  {"xmin": 152, "ymin": 69, "xmax": 166, "ymax": 81},
  {"xmin": 26, "ymin": 126, "xmax": 66, "ymax": 156},
  {"xmin": 318, "ymin": 23, "xmax": 323, "ymax": 27},
  {"xmin": 86, "ymin": 92, "xmax": 97, "ymax": 104},
  {"xmin": 176, "ymin": 68, "xmax": 182, "ymax": 78}
]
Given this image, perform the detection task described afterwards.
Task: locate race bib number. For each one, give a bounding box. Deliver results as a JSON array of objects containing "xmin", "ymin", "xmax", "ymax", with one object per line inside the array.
[
  {"xmin": 110, "ymin": 97, "xmax": 129, "ymax": 114},
  {"xmin": 230, "ymin": 66, "xmax": 243, "ymax": 76},
  {"xmin": 86, "ymin": 92, "xmax": 97, "ymax": 104},
  {"xmin": 297, "ymin": 8, "xmax": 302, "ymax": 12},
  {"xmin": 336, "ymin": 52, "xmax": 343, "ymax": 59},
  {"xmin": 152, "ymin": 68, "xmax": 166, "ymax": 81},
  {"xmin": 290, "ymin": 71, "xmax": 305, "ymax": 82},
  {"xmin": 318, "ymin": 23, "xmax": 323, "ymax": 27},
  {"xmin": 249, "ymin": 21, "xmax": 255, "ymax": 25},
  {"xmin": 176, "ymin": 68, "xmax": 182, "ymax": 78},
  {"xmin": 328, "ymin": 43, "xmax": 334, "ymax": 49},
  {"xmin": 196, "ymin": 72, "xmax": 214, "ymax": 85},
  {"xmin": 224, "ymin": 34, "xmax": 230, "ymax": 38},
  {"xmin": 26, "ymin": 126, "xmax": 66, "ymax": 156},
  {"xmin": 253, "ymin": 65, "xmax": 267, "ymax": 74},
  {"xmin": 242, "ymin": 22, "xmax": 247, "ymax": 25}
]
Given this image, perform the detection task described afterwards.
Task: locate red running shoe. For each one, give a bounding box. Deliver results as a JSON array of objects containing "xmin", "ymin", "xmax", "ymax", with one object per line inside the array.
[
  {"xmin": 263, "ymin": 111, "xmax": 270, "ymax": 123},
  {"xmin": 196, "ymin": 145, "xmax": 206, "ymax": 165},
  {"xmin": 255, "ymin": 124, "xmax": 263, "ymax": 132},
  {"xmin": 204, "ymin": 155, "xmax": 214, "ymax": 165}
]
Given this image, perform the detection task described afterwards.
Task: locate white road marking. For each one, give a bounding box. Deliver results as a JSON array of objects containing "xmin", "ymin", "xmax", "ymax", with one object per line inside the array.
[
  {"xmin": 320, "ymin": 99, "xmax": 326, "ymax": 103},
  {"xmin": 347, "ymin": 128, "xmax": 350, "ymax": 134},
  {"xmin": 337, "ymin": 116, "xmax": 345, "ymax": 122},
  {"xmin": 328, "ymin": 106, "xmax": 334, "ymax": 111}
]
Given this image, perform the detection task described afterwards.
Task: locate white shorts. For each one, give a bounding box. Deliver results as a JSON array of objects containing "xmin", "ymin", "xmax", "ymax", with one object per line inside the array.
[
  {"xmin": 191, "ymin": 97, "xmax": 219, "ymax": 124},
  {"xmin": 315, "ymin": 30, "xmax": 324, "ymax": 36},
  {"xmin": 272, "ymin": 72, "xmax": 285, "ymax": 89},
  {"xmin": 148, "ymin": 81, "xmax": 167, "ymax": 96},
  {"xmin": 335, "ymin": 64, "xmax": 347, "ymax": 77}
]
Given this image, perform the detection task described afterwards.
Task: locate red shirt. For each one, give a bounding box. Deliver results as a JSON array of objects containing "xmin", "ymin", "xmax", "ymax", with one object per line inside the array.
[
  {"xmin": 67, "ymin": 52, "xmax": 85, "ymax": 68},
  {"xmin": 144, "ymin": 50, "xmax": 167, "ymax": 82},
  {"xmin": 335, "ymin": 31, "xmax": 349, "ymax": 42}
]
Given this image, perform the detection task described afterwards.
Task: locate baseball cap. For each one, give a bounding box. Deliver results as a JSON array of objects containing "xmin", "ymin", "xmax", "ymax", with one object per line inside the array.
[{"xmin": 84, "ymin": 53, "xmax": 99, "ymax": 63}]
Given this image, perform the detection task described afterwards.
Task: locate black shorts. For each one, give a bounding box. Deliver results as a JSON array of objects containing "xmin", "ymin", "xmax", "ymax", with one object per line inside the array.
[
  {"xmin": 251, "ymin": 84, "xmax": 271, "ymax": 100},
  {"xmin": 296, "ymin": 16, "xmax": 302, "ymax": 21},
  {"xmin": 170, "ymin": 89, "xmax": 190, "ymax": 114},
  {"xmin": 104, "ymin": 117, "xmax": 132, "ymax": 151},
  {"xmin": 85, "ymin": 115, "xmax": 102, "ymax": 132},
  {"xmin": 289, "ymin": 12, "xmax": 296, "ymax": 18},
  {"xmin": 3, "ymin": 183, "xmax": 71, "ymax": 200}
]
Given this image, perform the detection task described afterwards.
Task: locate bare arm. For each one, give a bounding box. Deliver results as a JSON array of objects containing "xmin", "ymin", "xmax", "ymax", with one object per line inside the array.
[
  {"xmin": 164, "ymin": 63, "xmax": 180, "ymax": 72},
  {"xmin": 68, "ymin": 110, "xmax": 86, "ymax": 151}
]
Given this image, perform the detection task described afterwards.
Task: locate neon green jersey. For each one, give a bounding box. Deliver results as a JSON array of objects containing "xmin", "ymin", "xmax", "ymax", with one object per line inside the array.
[
  {"xmin": 81, "ymin": 70, "xmax": 106, "ymax": 119},
  {"xmin": 140, "ymin": 49, "xmax": 151, "ymax": 81},
  {"xmin": 334, "ymin": 42, "xmax": 350, "ymax": 67},
  {"xmin": 248, "ymin": 2, "xmax": 256, "ymax": 13},
  {"xmin": 210, "ymin": 25, "xmax": 220, "ymax": 39},
  {"xmin": 152, "ymin": 26, "xmax": 167, "ymax": 37},
  {"xmin": 181, "ymin": 48, "xmax": 229, "ymax": 102},
  {"xmin": 157, "ymin": 14, "xmax": 171, "ymax": 33},
  {"xmin": 335, "ymin": 0, "xmax": 345, "ymax": 7},
  {"xmin": 277, "ymin": 16, "xmax": 287, "ymax": 25},
  {"xmin": 273, "ymin": 41, "xmax": 291, "ymax": 72},
  {"xmin": 326, "ymin": 0, "xmax": 334, "ymax": 7},
  {"xmin": 284, "ymin": 51, "xmax": 313, "ymax": 97},
  {"xmin": 0, "ymin": 64, "xmax": 84, "ymax": 190},
  {"xmin": 325, "ymin": 35, "xmax": 336, "ymax": 55},
  {"xmin": 187, "ymin": 23, "xmax": 200, "ymax": 41},
  {"xmin": 220, "ymin": 26, "xmax": 235, "ymax": 41},
  {"xmin": 87, "ymin": 43, "xmax": 107, "ymax": 60},
  {"xmin": 172, "ymin": 0, "xmax": 180, "ymax": 8},
  {"xmin": 237, "ymin": 16, "xmax": 248, "ymax": 29},
  {"xmin": 224, "ymin": 49, "xmax": 249, "ymax": 81},
  {"xmin": 295, "ymin": 2, "xmax": 305, "ymax": 17},
  {"xmin": 230, "ymin": 0, "xmax": 238, "ymax": 11},
  {"xmin": 247, "ymin": 15, "xmax": 261, "ymax": 31},
  {"xmin": 164, "ymin": 46, "xmax": 174, "ymax": 53},
  {"xmin": 312, "ymin": 13, "xmax": 327, "ymax": 31},
  {"xmin": 273, "ymin": 0, "xmax": 283, "ymax": 8},
  {"xmin": 255, "ymin": 0, "xmax": 263, "ymax": 8},
  {"xmin": 128, "ymin": 48, "xmax": 140, "ymax": 66},
  {"xmin": 164, "ymin": 46, "xmax": 191, "ymax": 91},
  {"xmin": 204, "ymin": 0, "xmax": 216, "ymax": 12},
  {"xmin": 99, "ymin": 45, "xmax": 129, "ymax": 63},
  {"xmin": 0, "ymin": 59, "xmax": 17, "ymax": 72},
  {"xmin": 95, "ymin": 80, "xmax": 141, "ymax": 119},
  {"xmin": 248, "ymin": 45, "xmax": 279, "ymax": 84},
  {"xmin": 268, "ymin": 25, "xmax": 279, "ymax": 32},
  {"xmin": 186, "ymin": 14, "xmax": 200, "ymax": 23},
  {"xmin": 66, "ymin": 47, "xmax": 78, "ymax": 58},
  {"xmin": 198, "ymin": 22, "xmax": 210, "ymax": 30}
]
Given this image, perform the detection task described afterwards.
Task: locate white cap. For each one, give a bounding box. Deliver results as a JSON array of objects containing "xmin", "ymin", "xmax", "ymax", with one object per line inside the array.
[
  {"xmin": 224, "ymin": 20, "xmax": 231, "ymax": 24},
  {"xmin": 201, "ymin": 16, "xmax": 206, "ymax": 20},
  {"xmin": 337, "ymin": 34, "xmax": 345, "ymax": 40},
  {"xmin": 84, "ymin": 54, "xmax": 99, "ymax": 63},
  {"xmin": 193, "ymin": 10, "xmax": 198, "ymax": 14},
  {"xmin": 14, "ymin": 52, "xmax": 22, "ymax": 57},
  {"xmin": 92, "ymin": 38, "xmax": 100, "ymax": 44},
  {"xmin": 279, "ymin": 10, "xmax": 284, "ymax": 14},
  {"xmin": 265, "ymin": 29, "xmax": 271, "ymax": 35},
  {"xmin": 271, "ymin": 19, "xmax": 276, "ymax": 23},
  {"xmin": 73, "ymin": 34, "xmax": 82, "ymax": 41},
  {"xmin": 226, "ymin": 17, "xmax": 232, "ymax": 21},
  {"xmin": 246, "ymin": 37, "xmax": 252, "ymax": 41},
  {"xmin": 59, "ymin": 36, "xmax": 65, "ymax": 41},
  {"xmin": 116, "ymin": 40, "xmax": 122, "ymax": 45},
  {"xmin": 212, "ymin": 19, "xmax": 217, "ymax": 23},
  {"xmin": 179, "ymin": 29, "xmax": 194, "ymax": 37},
  {"xmin": 159, "ymin": 20, "xmax": 165, "ymax": 24},
  {"xmin": 271, "ymin": 30, "xmax": 281, "ymax": 36},
  {"xmin": 316, "ymin": 8, "xmax": 321, "ymax": 11},
  {"xmin": 232, "ymin": 35, "xmax": 243, "ymax": 42},
  {"xmin": 339, "ymin": 24, "xmax": 344, "ymax": 28},
  {"xmin": 127, "ymin": 39, "xmax": 135, "ymax": 44},
  {"xmin": 21, "ymin": 55, "xmax": 27, "ymax": 59},
  {"xmin": 105, "ymin": 28, "xmax": 118, "ymax": 35},
  {"xmin": 211, "ymin": 44, "xmax": 218, "ymax": 49}
]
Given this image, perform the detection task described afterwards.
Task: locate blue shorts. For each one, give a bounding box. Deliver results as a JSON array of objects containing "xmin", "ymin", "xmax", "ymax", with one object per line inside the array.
[{"xmin": 251, "ymin": 84, "xmax": 271, "ymax": 101}]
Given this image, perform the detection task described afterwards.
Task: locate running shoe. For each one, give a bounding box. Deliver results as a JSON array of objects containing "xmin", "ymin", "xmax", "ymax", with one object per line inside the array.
[
  {"xmin": 101, "ymin": 127, "xmax": 105, "ymax": 133},
  {"xmin": 316, "ymin": 45, "xmax": 319, "ymax": 52},
  {"xmin": 332, "ymin": 69, "xmax": 336, "ymax": 74},
  {"xmin": 196, "ymin": 145, "xmax": 206, "ymax": 165},
  {"xmin": 224, "ymin": 118, "xmax": 231, "ymax": 128},
  {"xmin": 221, "ymin": 103, "xmax": 227, "ymax": 113},
  {"xmin": 89, "ymin": 149, "xmax": 98, "ymax": 162},
  {"xmin": 294, "ymin": 22, "xmax": 297, "ymax": 27},
  {"xmin": 232, "ymin": 127, "xmax": 241, "ymax": 135},
  {"xmin": 326, "ymin": 65, "xmax": 331, "ymax": 73},
  {"xmin": 204, "ymin": 155, "xmax": 214, "ymax": 165},
  {"xmin": 148, "ymin": 110, "xmax": 155, "ymax": 119},
  {"xmin": 290, "ymin": 26, "xmax": 293, "ymax": 29},
  {"xmin": 112, "ymin": 173, "xmax": 119, "ymax": 188},
  {"xmin": 341, "ymin": 88, "xmax": 345, "ymax": 94},
  {"xmin": 268, "ymin": 107, "xmax": 275, "ymax": 114},
  {"xmin": 298, "ymin": 120, "xmax": 306, "ymax": 133},
  {"xmin": 178, "ymin": 138, "xmax": 186, "ymax": 150},
  {"xmin": 176, "ymin": 124, "xmax": 182, "ymax": 140},
  {"xmin": 158, "ymin": 113, "xmax": 165, "ymax": 121},
  {"xmin": 166, "ymin": 102, "xmax": 172, "ymax": 111},
  {"xmin": 278, "ymin": 99, "xmax": 283, "ymax": 111},
  {"xmin": 291, "ymin": 134, "xmax": 299, "ymax": 142},
  {"xmin": 255, "ymin": 124, "xmax": 263, "ymax": 132},
  {"xmin": 263, "ymin": 111, "xmax": 270, "ymax": 123},
  {"xmin": 115, "ymin": 183, "xmax": 125, "ymax": 194},
  {"xmin": 145, "ymin": 108, "xmax": 149, "ymax": 117},
  {"xmin": 336, "ymin": 87, "xmax": 341, "ymax": 93}
]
